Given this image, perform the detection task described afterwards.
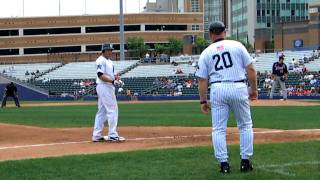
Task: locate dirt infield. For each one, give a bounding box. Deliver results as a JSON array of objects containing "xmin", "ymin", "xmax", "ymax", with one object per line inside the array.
[
  {"xmin": 4, "ymin": 99, "xmax": 320, "ymax": 108},
  {"xmin": 0, "ymin": 123, "xmax": 319, "ymax": 161}
]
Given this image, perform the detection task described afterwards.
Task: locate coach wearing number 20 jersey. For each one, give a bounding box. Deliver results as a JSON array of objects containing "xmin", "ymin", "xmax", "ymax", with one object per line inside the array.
[{"xmin": 196, "ymin": 21, "xmax": 258, "ymax": 174}]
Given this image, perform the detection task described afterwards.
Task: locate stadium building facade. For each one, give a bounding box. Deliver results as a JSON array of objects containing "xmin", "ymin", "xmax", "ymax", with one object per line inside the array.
[
  {"xmin": 0, "ymin": 0, "xmax": 204, "ymax": 64},
  {"xmin": 227, "ymin": 0, "xmax": 309, "ymax": 51},
  {"xmin": 274, "ymin": 3, "xmax": 320, "ymax": 50}
]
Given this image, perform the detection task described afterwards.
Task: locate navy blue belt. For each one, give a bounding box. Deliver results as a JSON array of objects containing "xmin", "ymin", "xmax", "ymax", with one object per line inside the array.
[{"xmin": 211, "ymin": 79, "xmax": 247, "ymax": 84}]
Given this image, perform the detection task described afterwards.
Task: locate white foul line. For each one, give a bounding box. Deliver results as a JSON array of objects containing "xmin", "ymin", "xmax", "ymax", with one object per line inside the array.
[{"xmin": 0, "ymin": 129, "xmax": 319, "ymax": 151}]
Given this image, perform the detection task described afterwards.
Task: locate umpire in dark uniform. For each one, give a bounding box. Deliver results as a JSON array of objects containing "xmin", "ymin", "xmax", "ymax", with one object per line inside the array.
[
  {"xmin": 270, "ymin": 55, "xmax": 288, "ymax": 100},
  {"xmin": 1, "ymin": 82, "xmax": 21, "ymax": 108}
]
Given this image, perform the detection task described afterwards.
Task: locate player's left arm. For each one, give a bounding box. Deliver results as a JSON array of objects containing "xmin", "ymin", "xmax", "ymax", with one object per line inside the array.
[
  {"xmin": 196, "ymin": 50, "xmax": 210, "ymax": 114},
  {"xmin": 198, "ymin": 78, "xmax": 210, "ymax": 114}
]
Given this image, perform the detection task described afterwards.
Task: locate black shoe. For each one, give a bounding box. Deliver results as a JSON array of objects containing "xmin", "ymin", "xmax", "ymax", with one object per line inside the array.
[
  {"xmin": 220, "ymin": 162, "xmax": 230, "ymax": 174},
  {"xmin": 92, "ymin": 137, "xmax": 106, "ymax": 142},
  {"xmin": 240, "ymin": 159, "xmax": 253, "ymax": 172}
]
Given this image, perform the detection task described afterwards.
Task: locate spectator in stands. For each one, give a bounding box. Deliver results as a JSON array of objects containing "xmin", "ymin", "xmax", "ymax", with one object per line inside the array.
[
  {"xmin": 302, "ymin": 65, "xmax": 308, "ymax": 74},
  {"xmin": 264, "ymin": 76, "xmax": 273, "ymax": 95},
  {"xmin": 304, "ymin": 74, "xmax": 313, "ymax": 81},
  {"xmin": 153, "ymin": 77, "xmax": 160, "ymax": 86},
  {"xmin": 303, "ymin": 54, "xmax": 309, "ymax": 63},
  {"xmin": 175, "ymin": 68, "xmax": 184, "ymax": 74},
  {"xmin": 80, "ymin": 81, "xmax": 85, "ymax": 88},
  {"xmin": 171, "ymin": 61, "xmax": 178, "ymax": 66},
  {"xmin": 312, "ymin": 50, "xmax": 316, "ymax": 58},
  {"xmin": 42, "ymin": 78, "xmax": 49, "ymax": 84},
  {"xmin": 126, "ymin": 88, "xmax": 132, "ymax": 97},
  {"xmin": 185, "ymin": 79, "xmax": 193, "ymax": 88},
  {"xmin": 25, "ymin": 70, "xmax": 30, "ymax": 76}
]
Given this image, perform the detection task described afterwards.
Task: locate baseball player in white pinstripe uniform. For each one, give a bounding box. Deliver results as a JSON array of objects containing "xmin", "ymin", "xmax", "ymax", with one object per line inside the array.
[
  {"xmin": 92, "ymin": 43, "xmax": 125, "ymax": 143},
  {"xmin": 196, "ymin": 21, "xmax": 257, "ymax": 174}
]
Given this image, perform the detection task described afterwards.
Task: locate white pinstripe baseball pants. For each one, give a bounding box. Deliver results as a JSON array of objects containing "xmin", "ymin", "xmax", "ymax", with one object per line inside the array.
[
  {"xmin": 92, "ymin": 84, "xmax": 119, "ymax": 139},
  {"xmin": 210, "ymin": 82, "xmax": 253, "ymax": 162}
]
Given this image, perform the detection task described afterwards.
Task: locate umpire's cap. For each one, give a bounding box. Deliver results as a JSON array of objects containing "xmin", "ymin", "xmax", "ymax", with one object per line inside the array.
[
  {"xmin": 209, "ymin": 21, "xmax": 226, "ymax": 35},
  {"xmin": 101, "ymin": 43, "xmax": 114, "ymax": 51}
]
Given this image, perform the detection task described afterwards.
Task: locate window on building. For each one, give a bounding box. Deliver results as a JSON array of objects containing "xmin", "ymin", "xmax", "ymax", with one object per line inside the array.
[
  {"xmin": 24, "ymin": 27, "xmax": 81, "ymax": 36},
  {"xmin": 86, "ymin": 44, "xmax": 120, "ymax": 52},
  {"xmin": 257, "ymin": 10, "xmax": 261, "ymax": 16},
  {"xmin": 267, "ymin": 10, "xmax": 270, "ymax": 15},
  {"xmin": 191, "ymin": 25, "xmax": 200, "ymax": 31},
  {"xmin": 291, "ymin": 10, "xmax": 295, "ymax": 16},
  {"xmin": 272, "ymin": 10, "xmax": 275, "ymax": 16},
  {"xmin": 0, "ymin": 30, "xmax": 19, "ymax": 37},
  {"xmin": 267, "ymin": 23, "xmax": 271, "ymax": 27},
  {"xmin": 277, "ymin": 10, "xmax": 280, "ymax": 16},
  {"xmin": 262, "ymin": 10, "xmax": 265, "ymax": 16},
  {"xmin": 145, "ymin": 25, "xmax": 187, "ymax": 31},
  {"xmin": 0, "ymin": 49, "xmax": 19, "ymax": 56},
  {"xmin": 191, "ymin": 0, "xmax": 199, "ymax": 12},
  {"xmin": 24, "ymin": 46, "xmax": 81, "ymax": 54},
  {"xmin": 286, "ymin": 0, "xmax": 290, "ymax": 3}
]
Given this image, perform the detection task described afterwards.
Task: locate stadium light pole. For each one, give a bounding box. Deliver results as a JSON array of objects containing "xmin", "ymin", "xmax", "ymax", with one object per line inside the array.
[
  {"xmin": 58, "ymin": 0, "xmax": 61, "ymax": 16},
  {"xmin": 22, "ymin": 0, "xmax": 24, "ymax": 17},
  {"xmin": 119, "ymin": 0, "xmax": 125, "ymax": 61}
]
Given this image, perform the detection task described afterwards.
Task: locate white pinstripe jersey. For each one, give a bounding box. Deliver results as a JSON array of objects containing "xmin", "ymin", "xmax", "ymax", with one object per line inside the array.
[
  {"xmin": 196, "ymin": 40, "xmax": 253, "ymax": 83},
  {"xmin": 96, "ymin": 55, "xmax": 116, "ymax": 85}
]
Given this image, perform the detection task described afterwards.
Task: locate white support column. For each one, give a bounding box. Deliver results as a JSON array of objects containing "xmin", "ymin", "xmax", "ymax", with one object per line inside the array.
[
  {"xmin": 81, "ymin": 45, "xmax": 86, "ymax": 53},
  {"xmin": 141, "ymin": 24, "xmax": 145, "ymax": 31},
  {"xmin": 19, "ymin": 48, "xmax": 24, "ymax": 55},
  {"xmin": 81, "ymin": 26, "xmax": 86, "ymax": 34},
  {"xmin": 18, "ymin": 28, "xmax": 23, "ymax": 36}
]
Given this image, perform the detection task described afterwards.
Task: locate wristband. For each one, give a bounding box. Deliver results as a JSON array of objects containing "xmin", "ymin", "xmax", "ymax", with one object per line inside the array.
[{"xmin": 200, "ymin": 100, "xmax": 207, "ymax": 104}]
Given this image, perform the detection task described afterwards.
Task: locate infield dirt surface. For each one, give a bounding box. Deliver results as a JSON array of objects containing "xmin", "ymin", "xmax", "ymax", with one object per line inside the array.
[{"xmin": 0, "ymin": 99, "xmax": 319, "ymax": 161}]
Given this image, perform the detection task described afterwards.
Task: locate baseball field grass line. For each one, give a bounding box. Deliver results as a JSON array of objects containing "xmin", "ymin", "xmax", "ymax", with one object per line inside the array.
[
  {"xmin": 0, "ymin": 140, "xmax": 318, "ymax": 180},
  {"xmin": 1, "ymin": 102, "xmax": 320, "ymax": 129}
]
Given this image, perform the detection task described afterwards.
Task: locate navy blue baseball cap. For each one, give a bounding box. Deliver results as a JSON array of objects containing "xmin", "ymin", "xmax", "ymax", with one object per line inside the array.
[
  {"xmin": 209, "ymin": 21, "xmax": 226, "ymax": 35},
  {"xmin": 101, "ymin": 43, "xmax": 114, "ymax": 51}
]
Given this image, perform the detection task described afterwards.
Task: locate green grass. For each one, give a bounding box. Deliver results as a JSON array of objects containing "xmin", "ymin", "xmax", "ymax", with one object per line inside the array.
[
  {"xmin": 0, "ymin": 141, "xmax": 319, "ymax": 180},
  {"xmin": 0, "ymin": 102, "xmax": 319, "ymax": 129}
]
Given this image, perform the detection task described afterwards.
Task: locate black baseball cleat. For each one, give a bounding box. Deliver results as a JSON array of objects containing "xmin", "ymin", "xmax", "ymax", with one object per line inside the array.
[
  {"xmin": 220, "ymin": 162, "xmax": 230, "ymax": 174},
  {"xmin": 92, "ymin": 137, "xmax": 106, "ymax": 142},
  {"xmin": 240, "ymin": 159, "xmax": 253, "ymax": 172}
]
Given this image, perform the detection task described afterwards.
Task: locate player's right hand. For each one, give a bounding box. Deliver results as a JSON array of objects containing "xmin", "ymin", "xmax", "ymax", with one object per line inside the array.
[
  {"xmin": 249, "ymin": 90, "xmax": 258, "ymax": 101},
  {"xmin": 201, "ymin": 103, "xmax": 210, "ymax": 114}
]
